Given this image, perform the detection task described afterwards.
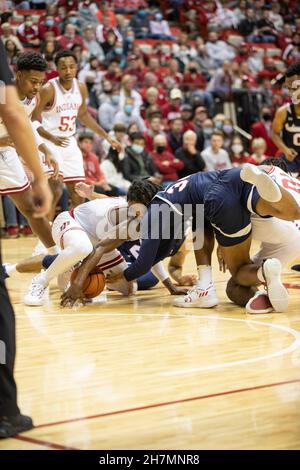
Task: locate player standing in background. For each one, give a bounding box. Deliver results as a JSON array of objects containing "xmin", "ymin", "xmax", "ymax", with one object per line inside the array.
[
  {"xmin": 0, "ymin": 39, "xmax": 52, "ymax": 438},
  {"xmin": 272, "ymin": 61, "xmax": 300, "ymax": 175},
  {"xmin": 32, "ymin": 49, "xmax": 122, "ymax": 208},
  {"xmin": 0, "ymin": 53, "xmax": 58, "ymax": 254}
]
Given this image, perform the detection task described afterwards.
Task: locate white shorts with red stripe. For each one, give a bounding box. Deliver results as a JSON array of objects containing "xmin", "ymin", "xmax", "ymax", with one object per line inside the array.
[
  {"xmin": 251, "ymin": 215, "xmax": 300, "ymax": 268},
  {"xmin": 0, "ymin": 146, "xmax": 30, "ymax": 195},
  {"xmin": 42, "ymin": 135, "xmax": 85, "ymax": 183}
]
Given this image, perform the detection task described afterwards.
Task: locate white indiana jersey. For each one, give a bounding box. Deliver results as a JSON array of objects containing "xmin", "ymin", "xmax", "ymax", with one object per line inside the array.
[
  {"xmin": 73, "ymin": 198, "xmax": 128, "ymax": 246},
  {"xmin": 42, "ymin": 78, "xmax": 82, "ymax": 137},
  {"xmin": 0, "ymin": 94, "xmax": 38, "ymax": 140}
]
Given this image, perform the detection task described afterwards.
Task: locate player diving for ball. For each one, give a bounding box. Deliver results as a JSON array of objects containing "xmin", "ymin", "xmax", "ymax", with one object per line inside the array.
[
  {"xmin": 60, "ymin": 164, "xmax": 300, "ymax": 312},
  {"xmin": 22, "ymin": 187, "xmax": 190, "ymax": 306},
  {"xmin": 0, "ymin": 52, "xmax": 60, "ymax": 253}
]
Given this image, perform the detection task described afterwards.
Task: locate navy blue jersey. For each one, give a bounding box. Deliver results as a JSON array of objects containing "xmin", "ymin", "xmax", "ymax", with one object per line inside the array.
[
  {"xmin": 124, "ymin": 198, "xmax": 186, "ymax": 282},
  {"xmin": 124, "ymin": 167, "xmax": 261, "ymax": 282},
  {"xmin": 155, "ymin": 171, "xmax": 220, "ymax": 208}
]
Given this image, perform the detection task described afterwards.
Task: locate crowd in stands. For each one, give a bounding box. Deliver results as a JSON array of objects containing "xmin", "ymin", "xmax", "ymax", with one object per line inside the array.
[{"xmin": 1, "ymin": 0, "xmax": 300, "ymax": 237}]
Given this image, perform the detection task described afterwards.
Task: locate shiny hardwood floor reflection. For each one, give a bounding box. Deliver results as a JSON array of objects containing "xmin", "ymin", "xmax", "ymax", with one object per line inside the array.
[{"xmin": 0, "ymin": 238, "xmax": 300, "ymax": 450}]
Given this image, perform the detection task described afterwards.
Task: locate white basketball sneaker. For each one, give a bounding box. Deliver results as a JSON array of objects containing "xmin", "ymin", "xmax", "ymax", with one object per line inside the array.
[
  {"xmin": 262, "ymin": 258, "xmax": 289, "ymax": 312},
  {"xmin": 240, "ymin": 163, "xmax": 282, "ymax": 203},
  {"xmin": 24, "ymin": 276, "xmax": 48, "ymax": 306},
  {"xmin": 246, "ymin": 291, "xmax": 274, "ymax": 314},
  {"xmin": 173, "ymin": 283, "xmax": 219, "ymax": 308}
]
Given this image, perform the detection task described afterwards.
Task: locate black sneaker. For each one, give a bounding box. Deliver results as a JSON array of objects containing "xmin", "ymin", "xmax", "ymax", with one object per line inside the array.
[
  {"xmin": 0, "ymin": 414, "xmax": 33, "ymax": 438},
  {"xmin": 291, "ymin": 264, "xmax": 300, "ymax": 272}
]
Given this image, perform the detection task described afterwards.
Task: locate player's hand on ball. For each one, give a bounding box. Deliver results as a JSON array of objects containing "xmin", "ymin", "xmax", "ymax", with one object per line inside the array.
[
  {"xmin": 108, "ymin": 138, "xmax": 122, "ymax": 153},
  {"xmin": 60, "ymin": 283, "xmax": 87, "ymax": 308},
  {"xmin": 75, "ymin": 182, "xmax": 94, "ymax": 199}
]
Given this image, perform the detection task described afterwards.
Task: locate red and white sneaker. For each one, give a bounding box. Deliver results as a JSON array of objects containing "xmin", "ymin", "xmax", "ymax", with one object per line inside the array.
[
  {"xmin": 262, "ymin": 258, "xmax": 289, "ymax": 312},
  {"xmin": 246, "ymin": 291, "xmax": 274, "ymax": 314},
  {"xmin": 173, "ymin": 283, "xmax": 219, "ymax": 308}
]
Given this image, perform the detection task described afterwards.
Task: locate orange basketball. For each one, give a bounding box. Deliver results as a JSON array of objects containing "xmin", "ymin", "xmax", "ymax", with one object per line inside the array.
[{"xmin": 71, "ymin": 267, "xmax": 106, "ymax": 299}]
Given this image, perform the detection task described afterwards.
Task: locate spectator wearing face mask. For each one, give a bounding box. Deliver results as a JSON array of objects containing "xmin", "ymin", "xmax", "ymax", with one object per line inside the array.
[
  {"xmin": 151, "ymin": 135, "xmax": 184, "ymax": 188},
  {"xmin": 230, "ymin": 136, "xmax": 257, "ymax": 166},
  {"xmin": 38, "ymin": 14, "xmax": 60, "ymax": 41},
  {"xmin": 149, "ymin": 12, "xmax": 175, "ymax": 40},
  {"xmin": 213, "ymin": 113, "xmax": 226, "ymax": 132},
  {"xmin": 201, "ymin": 130, "xmax": 232, "ymax": 171},
  {"xmin": 202, "ymin": 118, "xmax": 214, "ymax": 149},
  {"xmin": 98, "ymin": 89, "xmax": 121, "ymax": 132},
  {"xmin": 113, "ymin": 98, "xmax": 146, "ymax": 133},
  {"xmin": 17, "ymin": 15, "xmax": 40, "ymax": 47},
  {"xmin": 129, "ymin": 9, "xmax": 151, "ymax": 39},
  {"xmin": 251, "ymin": 107, "xmax": 278, "ymax": 157},
  {"xmin": 175, "ymin": 130, "xmax": 206, "ymax": 178},
  {"xmin": 222, "ymin": 118, "xmax": 234, "ymax": 152},
  {"xmin": 122, "ymin": 132, "xmax": 161, "ymax": 183},
  {"xmin": 104, "ymin": 40, "xmax": 127, "ymax": 69},
  {"xmin": 124, "ymin": 28, "xmax": 135, "ymax": 55},
  {"xmin": 119, "ymin": 75, "xmax": 143, "ymax": 113}
]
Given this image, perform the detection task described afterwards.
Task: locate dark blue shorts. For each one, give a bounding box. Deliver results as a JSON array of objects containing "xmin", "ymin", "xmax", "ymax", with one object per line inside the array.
[{"xmin": 203, "ymin": 168, "xmax": 260, "ymax": 247}]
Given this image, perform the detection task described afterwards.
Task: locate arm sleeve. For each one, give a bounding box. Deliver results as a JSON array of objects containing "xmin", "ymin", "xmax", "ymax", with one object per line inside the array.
[
  {"xmin": 124, "ymin": 237, "xmax": 161, "ymax": 281},
  {"xmin": 151, "ymin": 261, "xmax": 169, "ymax": 282},
  {"xmin": 0, "ymin": 40, "xmax": 13, "ymax": 85}
]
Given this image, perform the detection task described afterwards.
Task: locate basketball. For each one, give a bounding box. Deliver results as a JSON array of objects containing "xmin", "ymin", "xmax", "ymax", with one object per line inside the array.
[{"xmin": 70, "ymin": 267, "xmax": 105, "ymax": 299}]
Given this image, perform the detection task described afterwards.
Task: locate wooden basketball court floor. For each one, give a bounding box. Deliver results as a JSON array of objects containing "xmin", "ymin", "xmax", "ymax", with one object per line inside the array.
[{"xmin": 0, "ymin": 237, "xmax": 299, "ymax": 450}]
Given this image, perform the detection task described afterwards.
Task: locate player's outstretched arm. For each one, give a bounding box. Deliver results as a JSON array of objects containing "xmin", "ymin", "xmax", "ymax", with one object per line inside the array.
[
  {"xmin": 77, "ymin": 82, "xmax": 122, "ymax": 152},
  {"xmin": 168, "ymin": 243, "xmax": 197, "ymax": 286},
  {"xmin": 272, "ymin": 106, "xmax": 298, "ymax": 161}
]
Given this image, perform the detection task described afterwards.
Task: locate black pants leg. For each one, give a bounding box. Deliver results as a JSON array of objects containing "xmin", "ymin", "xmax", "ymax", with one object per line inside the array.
[{"xmin": 0, "ymin": 253, "xmax": 19, "ymax": 417}]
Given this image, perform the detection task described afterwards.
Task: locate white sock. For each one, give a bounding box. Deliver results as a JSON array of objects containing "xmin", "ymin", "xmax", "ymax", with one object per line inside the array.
[
  {"xmin": 5, "ymin": 263, "xmax": 17, "ymax": 277},
  {"xmin": 47, "ymin": 245, "xmax": 60, "ymax": 255},
  {"xmin": 196, "ymin": 265, "xmax": 213, "ymax": 289}
]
